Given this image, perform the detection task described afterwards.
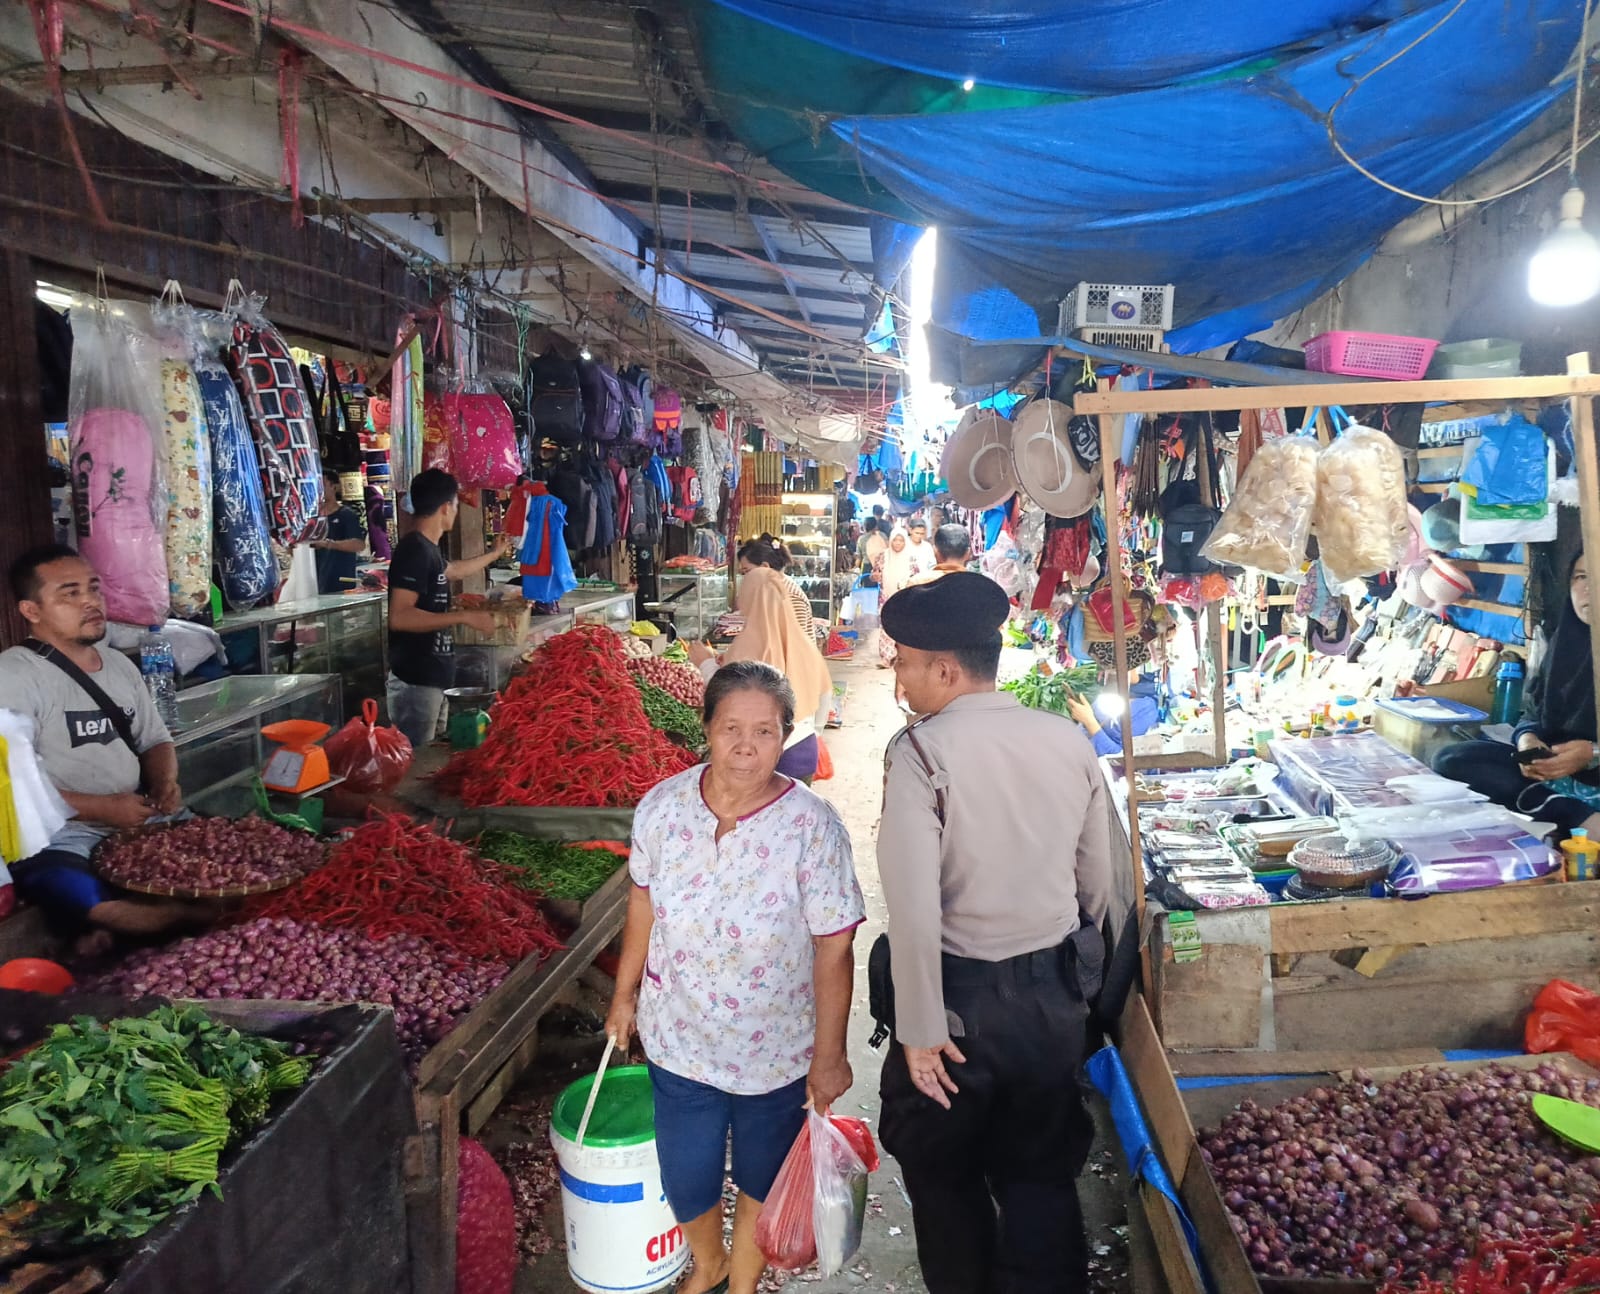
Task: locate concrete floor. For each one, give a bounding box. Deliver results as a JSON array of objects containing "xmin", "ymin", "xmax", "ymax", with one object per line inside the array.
[{"xmin": 500, "ymin": 652, "xmax": 1131, "ymax": 1293}]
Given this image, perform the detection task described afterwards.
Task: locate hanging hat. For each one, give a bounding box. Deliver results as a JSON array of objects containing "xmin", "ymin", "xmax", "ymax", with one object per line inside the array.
[
  {"xmin": 940, "ymin": 408, "xmax": 1019, "ymax": 510},
  {"xmin": 1011, "ymin": 399, "xmax": 1102, "ymax": 518},
  {"xmin": 1420, "ymin": 497, "xmax": 1462, "ymax": 552},
  {"xmin": 1401, "ymin": 553, "xmax": 1473, "ymax": 614}
]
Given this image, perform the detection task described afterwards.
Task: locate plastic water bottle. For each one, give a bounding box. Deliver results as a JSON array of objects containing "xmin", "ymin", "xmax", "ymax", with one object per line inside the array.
[
  {"xmin": 140, "ymin": 625, "xmax": 180, "ymax": 730},
  {"xmin": 1489, "ymin": 660, "xmax": 1525, "ymax": 726}
]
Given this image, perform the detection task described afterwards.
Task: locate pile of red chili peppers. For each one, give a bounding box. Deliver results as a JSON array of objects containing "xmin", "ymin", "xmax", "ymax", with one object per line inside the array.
[
  {"xmin": 1388, "ymin": 1214, "xmax": 1600, "ymax": 1293},
  {"xmin": 249, "ymin": 814, "xmax": 563, "ymax": 964},
  {"xmin": 436, "ymin": 625, "xmax": 700, "ymax": 808}
]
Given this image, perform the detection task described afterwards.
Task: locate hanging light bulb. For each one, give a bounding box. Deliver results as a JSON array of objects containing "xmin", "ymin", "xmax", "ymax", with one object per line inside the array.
[
  {"xmin": 579, "ymin": 344, "xmax": 592, "ymax": 361},
  {"xmin": 1530, "ymin": 184, "xmax": 1600, "ymax": 306},
  {"xmin": 1530, "ymin": 2, "xmax": 1600, "ymax": 306},
  {"xmin": 961, "ymin": 78, "xmax": 976, "ymax": 92}
]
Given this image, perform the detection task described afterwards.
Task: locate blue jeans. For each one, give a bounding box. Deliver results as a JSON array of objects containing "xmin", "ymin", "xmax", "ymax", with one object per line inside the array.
[
  {"xmin": 386, "ymin": 673, "xmax": 446, "ymax": 750},
  {"xmin": 647, "ymin": 1063, "xmax": 807, "ymax": 1221}
]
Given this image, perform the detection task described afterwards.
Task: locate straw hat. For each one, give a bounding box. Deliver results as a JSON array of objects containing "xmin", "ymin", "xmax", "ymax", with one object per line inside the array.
[
  {"xmin": 940, "ymin": 408, "xmax": 1018, "ymax": 510},
  {"xmin": 1011, "ymin": 399, "xmax": 1102, "ymax": 518}
]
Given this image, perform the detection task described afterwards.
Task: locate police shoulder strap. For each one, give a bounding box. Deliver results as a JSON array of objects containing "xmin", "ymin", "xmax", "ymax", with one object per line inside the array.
[
  {"xmin": 27, "ymin": 640, "xmax": 144, "ymax": 764},
  {"xmin": 892, "ymin": 714, "xmax": 948, "ymax": 827}
]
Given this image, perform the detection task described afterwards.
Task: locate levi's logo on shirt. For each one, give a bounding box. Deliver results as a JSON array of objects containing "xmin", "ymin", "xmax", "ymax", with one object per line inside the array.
[{"xmin": 66, "ymin": 709, "xmax": 122, "ymax": 747}]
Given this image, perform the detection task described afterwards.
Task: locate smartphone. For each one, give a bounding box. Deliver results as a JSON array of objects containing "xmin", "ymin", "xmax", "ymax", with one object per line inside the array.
[{"xmin": 1515, "ymin": 746, "xmax": 1555, "ymax": 765}]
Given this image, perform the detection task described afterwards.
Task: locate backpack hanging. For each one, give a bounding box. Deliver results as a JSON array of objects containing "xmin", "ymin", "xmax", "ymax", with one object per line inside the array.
[
  {"xmin": 653, "ymin": 387, "xmax": 683, "ymax": 456},
  {"xmin": 1160, "ymin": 414, "xmax": 1224, "ymax": 576},
  {"xmin": 528, "ymin": 349, "xmax": 584, "ymax": 446},
  {"xmin": 578, "ymin": 358, "xmax": 624, "ymax": 444},
  {"xmin": 621, "ymin": 366, "xmax": 657, "ymax": 449}
]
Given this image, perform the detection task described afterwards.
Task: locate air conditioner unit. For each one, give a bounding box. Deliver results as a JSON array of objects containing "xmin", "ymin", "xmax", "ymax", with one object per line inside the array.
[
  {"xmin": 1074, "ymin": 325, "xmax": 1169, "ymax": 354},
  {"xmin": 1059, "ymin": 282, "xmax": 1176, "ymax": 333}
]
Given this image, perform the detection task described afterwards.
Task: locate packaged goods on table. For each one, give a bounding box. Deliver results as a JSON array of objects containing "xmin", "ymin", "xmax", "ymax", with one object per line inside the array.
[{"xmin": 1271, "ymin": 731, "xmax": 1443, "ymax": 816}]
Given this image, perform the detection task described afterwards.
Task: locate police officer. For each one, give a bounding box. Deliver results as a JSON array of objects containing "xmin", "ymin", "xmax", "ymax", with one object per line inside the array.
[{"xmin": 874, "ymin": 573, "xmax": 1114, "ymax": 1294}]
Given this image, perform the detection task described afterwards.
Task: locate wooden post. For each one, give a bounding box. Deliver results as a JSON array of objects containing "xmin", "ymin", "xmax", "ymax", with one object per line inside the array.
[
  {"xmin": 0, "ymin": 247, "xmax": 55, "ymax": 648},
  {"xmin": 1097, "ymin": 395, "xmax": 1147, "ymax": 989},
  {"xmin": 1567, "ymin": 353, "xmax": 1600, "ymax": 751}
]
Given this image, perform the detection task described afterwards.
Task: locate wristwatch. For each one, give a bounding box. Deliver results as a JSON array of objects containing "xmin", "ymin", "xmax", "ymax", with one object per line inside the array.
[{"xmin": 1589, "ymin": 742, "xmax": 1600, "ymax": 772}]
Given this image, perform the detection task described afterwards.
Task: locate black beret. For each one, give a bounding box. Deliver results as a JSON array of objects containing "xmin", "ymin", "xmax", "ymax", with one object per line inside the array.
[{"xmin": 881, "ymin": 572, "xmax": 1010, "ymax": 650}]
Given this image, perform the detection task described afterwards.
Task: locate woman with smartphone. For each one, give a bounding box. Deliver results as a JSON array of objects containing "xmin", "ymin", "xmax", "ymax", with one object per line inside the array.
[{"xmin": 1434, "ymin": 553, "xmax": 1599, "ymax": 834}]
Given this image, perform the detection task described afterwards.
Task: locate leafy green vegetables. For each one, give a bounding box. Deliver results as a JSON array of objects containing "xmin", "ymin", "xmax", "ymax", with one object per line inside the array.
[
  {"xmin": 1001, "ymin": 663, "xmax": 1100, "ymax": 716},
  {"xmin": 476, "ymin": 832, "xmax": 625, "ymax": 902},
  {"xmin": 0, "ymin": 1005, "xmax": 311, "ymax": 1241}
]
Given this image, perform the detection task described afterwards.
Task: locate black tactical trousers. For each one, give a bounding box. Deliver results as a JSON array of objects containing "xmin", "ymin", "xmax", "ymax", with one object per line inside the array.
[{"xmin": 879, "ymin": 944, "xmax": 1094, "ymax": 1294}]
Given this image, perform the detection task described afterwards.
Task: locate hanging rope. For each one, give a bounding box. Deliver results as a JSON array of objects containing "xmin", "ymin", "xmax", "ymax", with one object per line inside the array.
[{"xmin": 278, "ymin": 47, "xmax": 305, "ymax": 227}]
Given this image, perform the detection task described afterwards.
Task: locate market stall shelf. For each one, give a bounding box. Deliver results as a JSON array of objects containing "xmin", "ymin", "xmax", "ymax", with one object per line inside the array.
[{"xmin": 406, "ymin": 866, "xmax": 629, "ymax": 1294}]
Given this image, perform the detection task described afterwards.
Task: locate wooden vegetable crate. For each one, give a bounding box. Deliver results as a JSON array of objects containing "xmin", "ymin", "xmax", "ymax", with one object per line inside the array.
[{"xmin": 1120, "ymin": 990, "xmax": 1600, "ymax": 1294}]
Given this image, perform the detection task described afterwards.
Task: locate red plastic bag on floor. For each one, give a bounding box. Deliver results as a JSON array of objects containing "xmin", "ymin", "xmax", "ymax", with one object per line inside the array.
[
  {"xmin": 324, "ymin": 698, "xmax": 414, "ymax": 794},
  {"xmin": 755, "ymin": 1112, "xmax": 879, "ymax": 1275},
  {"xmin": 1526, "ymin": 979, "xmax": 1600, "ymax": 1068},
  {"xmin": 455, "ymin": 1136, "xmax": 516, "ymax": 1294},
  {"xmin": 815, "ymin": 739, "xmax": 834, "ymax": 782}
]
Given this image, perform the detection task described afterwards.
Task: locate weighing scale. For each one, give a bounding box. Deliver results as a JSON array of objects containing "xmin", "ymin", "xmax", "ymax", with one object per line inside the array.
[{"xmin": 261, "ymin": 719, "xmax": 333, "ymax": 793}]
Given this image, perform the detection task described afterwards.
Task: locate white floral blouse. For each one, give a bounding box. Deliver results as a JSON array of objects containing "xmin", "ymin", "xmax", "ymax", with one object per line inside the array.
[{"xmin": 629, "ymin": 766, "xmax": 865, "ymax": 1095}]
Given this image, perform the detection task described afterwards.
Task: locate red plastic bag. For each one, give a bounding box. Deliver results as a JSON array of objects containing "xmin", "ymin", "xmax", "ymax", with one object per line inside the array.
[
  {"xmin": 324, "ymin": 698, "xmax": 414, "ymax": 794},
  {"xmin": 814, "ymin": 739, "xmax": 834, "ymax": 782},
  {"xmin": 1526, "ymin": 978, "xmax": 1600, "ymax": 1069},
  {"xmin": 455, "ymin": 1136, "xmax": 516, "ymax": 1294},
  {"xmin": 755, "ymin": 1112, "xmax": 879, "ymax": 1275}
]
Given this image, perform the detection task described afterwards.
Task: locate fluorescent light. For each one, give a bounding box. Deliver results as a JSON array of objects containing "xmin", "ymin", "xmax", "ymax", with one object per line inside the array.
[
  {"xmin": 35, "ymin": 282, "xmax": 74, "ymax": 311},
  {"xmin": 1529, "ymin": 184, "xmax": 1600, "ymax": 307}
]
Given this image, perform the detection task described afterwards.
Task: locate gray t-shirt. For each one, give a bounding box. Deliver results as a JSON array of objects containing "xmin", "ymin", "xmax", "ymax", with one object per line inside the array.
[{"xmin": 0, "ymin": 645, "xmax": 171, "ymax": 798}]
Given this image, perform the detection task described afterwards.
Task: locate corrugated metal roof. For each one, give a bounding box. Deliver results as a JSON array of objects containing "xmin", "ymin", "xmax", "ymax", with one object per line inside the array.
[{"xmin": 401, "ymin": 0, "xmax": 882, "ymax": 397}]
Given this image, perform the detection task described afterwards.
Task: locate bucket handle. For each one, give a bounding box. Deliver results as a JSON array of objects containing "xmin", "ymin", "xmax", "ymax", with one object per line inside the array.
[{"xmin": 575, "ymin": 1034, "xmax": 617, "ymax": 1149}]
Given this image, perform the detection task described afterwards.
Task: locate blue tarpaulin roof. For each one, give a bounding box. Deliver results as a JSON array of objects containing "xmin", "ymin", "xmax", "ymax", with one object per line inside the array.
[
  {"xmin": 708, "ymin": 0, "xmax": 1427, "ymax": 95},
  {"xmin": 818, "ymin": 0, "xmax": 1578, "ymax": 383}
]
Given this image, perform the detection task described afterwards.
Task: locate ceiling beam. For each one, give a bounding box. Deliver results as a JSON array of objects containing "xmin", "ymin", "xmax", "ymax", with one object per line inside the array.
[
  {"xmin": 536, "ymin": 100, "xmax": 737, "ymax": 144},
  {"xmin": 689, "ymin": 273, "xmax": 862, "ymax": 305},
  {"xmin": 597, "ymin": 180, "xmax": 873, "ymax": 230},
  {"xmin": 657, "ymin": 239, "xmax": 873, "ymax": 278}
]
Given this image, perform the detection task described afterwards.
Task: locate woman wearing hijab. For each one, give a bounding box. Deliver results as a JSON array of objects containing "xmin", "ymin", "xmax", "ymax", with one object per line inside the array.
[
  {"xmin": 874, "ymin": 527, "xmax": 914, "ymax": 668},
  {"xmin": 1434, "ymin": 553, "xmax": 1599, "ymax": 834},
  {"xmin": 688, "ymin": 566, "xmax": 832, "ymax": 781}
]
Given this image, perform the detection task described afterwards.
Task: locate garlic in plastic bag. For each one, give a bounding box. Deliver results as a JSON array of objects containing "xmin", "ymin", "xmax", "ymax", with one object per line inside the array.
[
  {"xmin": 1199, "ymin": 435, "xmax": 1318, "ymax": 582},
  {"xmin": 1312, "ymin": 423, "xmax": 1410, "ymax": 583}
]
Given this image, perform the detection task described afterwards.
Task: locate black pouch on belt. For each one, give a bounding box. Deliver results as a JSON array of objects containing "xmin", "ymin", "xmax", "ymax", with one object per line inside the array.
[
  {"xmin": 867, "ymin": 933, "xmax": 894, "ymax": 1048},
  {"xmin": 1065, "ymin": 921, "xmax": 1106, "ymax": 1005}
]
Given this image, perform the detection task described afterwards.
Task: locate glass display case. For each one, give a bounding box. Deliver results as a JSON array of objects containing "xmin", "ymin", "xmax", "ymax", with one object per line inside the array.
[
  {"xmin": 655, "ymin": 571, "xmax": 730, "ymax": 641},
  {"xmin": 566, "ymin": 587, "xmax": 635, "ymax": 632},
  {"xmin": 453, "ymin": 610, "xmax": 574, "ymax": 692},
  {"xmin": 173, "ymin": 674, "xmax": 343, "ymax": 818},
  {"xmin": 216, "ymin": 592, "xmax": 386, "ymax": 718},
  {"xmin": 780, "ymin": 493, "xmax": 837, "ymax": 625}
]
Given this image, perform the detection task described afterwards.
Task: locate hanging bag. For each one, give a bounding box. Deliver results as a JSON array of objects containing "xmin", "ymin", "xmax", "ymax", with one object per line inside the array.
[
  {"xmin": 577, "ymin": 358, "xmax": 624, "ymax": 444},
  {"xmin": 1159, "ymin": 414, "xmax": 1223, "ymax": 576},
  {"xmin": 528, "ymin": 349, "xmax": 584, "ymax": 446}
]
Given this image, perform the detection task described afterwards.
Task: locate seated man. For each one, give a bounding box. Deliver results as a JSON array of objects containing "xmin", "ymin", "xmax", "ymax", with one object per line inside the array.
[{"xmin": 0, "ymin": 545, "xmax": 206, "ymax": 936}]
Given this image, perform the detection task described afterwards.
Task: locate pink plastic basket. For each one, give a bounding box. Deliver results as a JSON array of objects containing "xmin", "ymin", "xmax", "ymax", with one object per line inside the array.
[{"xmin": 1304, "ymin": 330, "xmax": 1439, "ymax": 380}]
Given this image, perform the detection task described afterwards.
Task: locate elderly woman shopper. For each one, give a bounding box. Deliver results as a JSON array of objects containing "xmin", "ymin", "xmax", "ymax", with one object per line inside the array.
[
  {"xmin": 606, "ymin": 661, "xmax": 864, "ymax": 1294},
  {"xmin": 688, "ymin": 566, "xmax": 832, "ymax": 781}
]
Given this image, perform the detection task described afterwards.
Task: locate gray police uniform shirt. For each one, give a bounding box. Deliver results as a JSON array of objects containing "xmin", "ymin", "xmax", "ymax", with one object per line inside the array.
[
  {"xmin": 877, "ymin": 690, "xmax": 1114, "ymax": 1049},
  {"xmin": 0, "ymin": 645, "xmax": 172, "ymax": 853}
]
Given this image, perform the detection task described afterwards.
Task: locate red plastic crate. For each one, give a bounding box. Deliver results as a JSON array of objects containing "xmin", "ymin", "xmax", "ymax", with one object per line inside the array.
[{"xmin": 1304, "ymin": 330, "xmax": 1439, "ymax": 380}]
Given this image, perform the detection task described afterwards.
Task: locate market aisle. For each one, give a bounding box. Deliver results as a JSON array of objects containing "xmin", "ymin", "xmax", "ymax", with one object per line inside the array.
[{"xmin": 506, "ymin": 651, "xmax": 1129, "ymax": 1293}]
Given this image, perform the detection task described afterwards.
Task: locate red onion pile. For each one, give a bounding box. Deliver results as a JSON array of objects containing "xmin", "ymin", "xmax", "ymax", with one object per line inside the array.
[
  {"xmin": 81, "ymin": 917, "xmax": 507, "ymax": 1063},
  {"xmin": 96, "ymin": 817, "xmax": 323, "ymax": 894},
  {"xmin": 626, "ymin": 655, "xmax": 705, "ymax": 707},
  {"xmin": 1201, "ymin": 1062, "xmax": 1600, "ymax": 1285}
]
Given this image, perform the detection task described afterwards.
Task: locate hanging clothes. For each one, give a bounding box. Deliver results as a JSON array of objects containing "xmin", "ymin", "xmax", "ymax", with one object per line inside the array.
[{"xmin": 505, "ymin": 480, "xmax": 578, "ymax": 603}]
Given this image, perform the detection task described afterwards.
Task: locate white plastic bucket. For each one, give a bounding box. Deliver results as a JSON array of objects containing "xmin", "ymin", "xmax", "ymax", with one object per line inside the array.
[{"xmin": 550, "ymin": 1064, "xmax": 688, "ymax": 1294}]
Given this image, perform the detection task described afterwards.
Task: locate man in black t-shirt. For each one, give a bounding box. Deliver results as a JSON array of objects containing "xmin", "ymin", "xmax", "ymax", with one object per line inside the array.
[
  {"xmin": 313, "ymin": 468, "xmax": 367, "ymax": 595},
  {"xmin": 386, "ymin": 469, "xmax": 509, "ymax": 748}
]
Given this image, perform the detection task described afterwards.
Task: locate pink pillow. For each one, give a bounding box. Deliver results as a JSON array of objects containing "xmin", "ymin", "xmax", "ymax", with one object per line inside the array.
[{"xmin": 71, "ymin": 407, "xmax": 169, "ymax": 626}]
